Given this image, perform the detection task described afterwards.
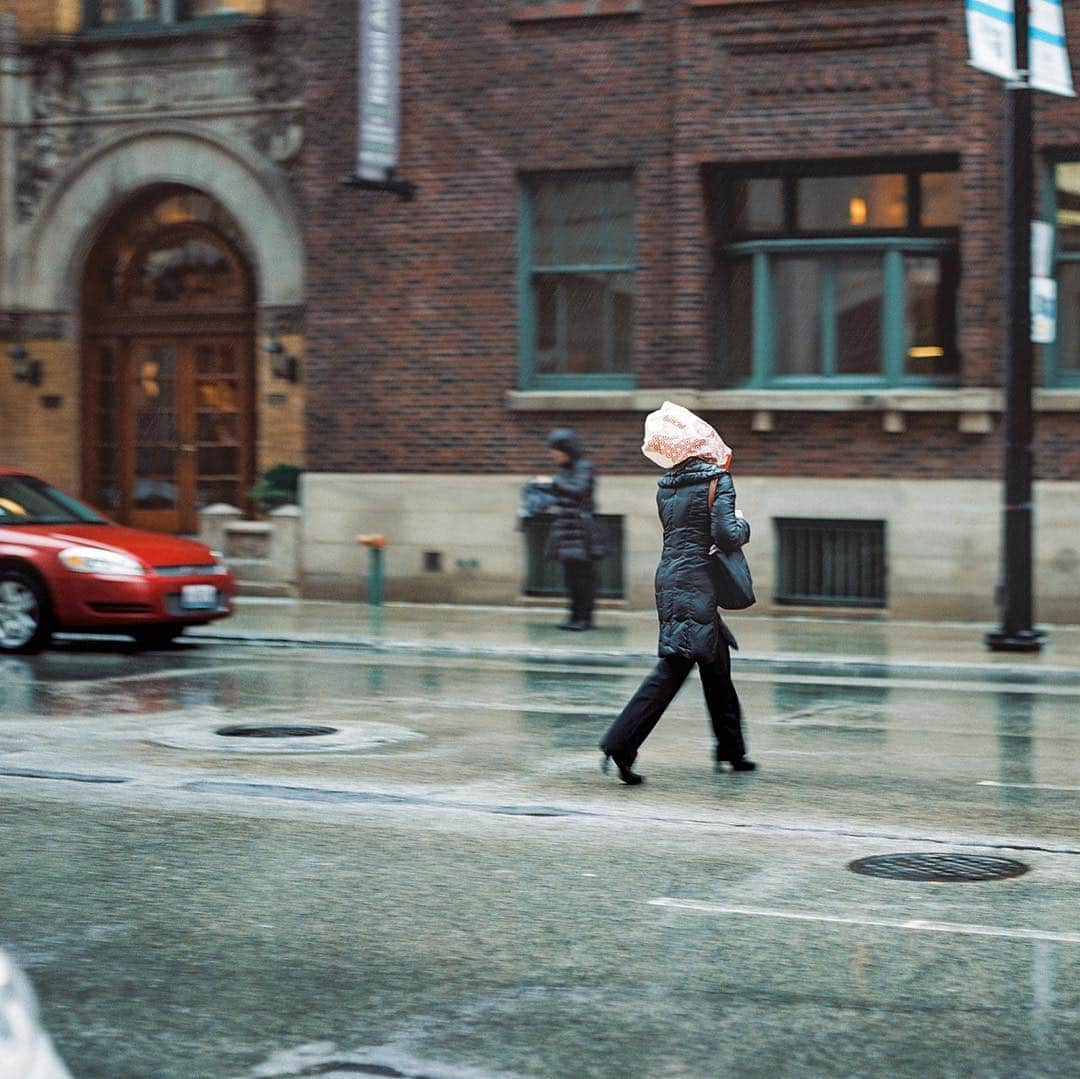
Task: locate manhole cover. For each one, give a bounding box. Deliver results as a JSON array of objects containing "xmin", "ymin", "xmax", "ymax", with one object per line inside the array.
[
  {"xmin": 848, "ymin": 853, "xmax": 1030, "ymax": 882},
  {"xmin": 216, "ymin": 724, "xmax": 339, "ymax": 739},
  {"xmin": 148, "ymin": 715, "xmax": 425, "ymax": 754}
]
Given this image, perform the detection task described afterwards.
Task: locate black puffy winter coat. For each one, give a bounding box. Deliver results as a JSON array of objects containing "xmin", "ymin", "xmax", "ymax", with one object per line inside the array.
[
  {"xmin": 543, "ymin": 429, "xmax": 597, "ymax": 563},
  {"xmin": 654, "ymin": 458, "xmax": 750, "ymax": 660}
]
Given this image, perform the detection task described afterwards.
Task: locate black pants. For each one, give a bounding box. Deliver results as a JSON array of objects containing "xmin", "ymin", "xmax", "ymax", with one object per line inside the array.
[
  {"xmin": 600, "ymin": 643, "xmax": 746, "ymax": 763},
  {"xmin": 562, "ymin": 559, "xmax": 596, "ymax": 624}
]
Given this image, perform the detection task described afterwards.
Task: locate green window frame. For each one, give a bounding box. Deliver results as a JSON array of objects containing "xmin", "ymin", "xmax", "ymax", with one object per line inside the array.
[
  {"xmin": 518, "ymin": 170, "xmax": 637, "ymax": 390},
  {"xmin": 716, "ymin": 165, "xmax": 961, "ymax": 389},
  {"xmin": 722, "ymin": 238, "xmax": 959, "ymax": 388},
  {"xmin": 1043, "ymin": 161, "xmax": 1080, "ymax": 387},
  {"xmin": 83, "ymin": 0, "xmax": 250, "ymax": 33}
]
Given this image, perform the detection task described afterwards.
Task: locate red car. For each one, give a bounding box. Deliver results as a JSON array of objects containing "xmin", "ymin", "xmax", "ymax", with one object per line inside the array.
[{"xmin": 0, "ymin": 469, "xmax": 235, "ymax": 654}]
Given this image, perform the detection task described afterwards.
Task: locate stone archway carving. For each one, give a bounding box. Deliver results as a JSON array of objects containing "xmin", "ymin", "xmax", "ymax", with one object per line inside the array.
[{"xmin": 8, "ymin": 123, "xmax": 304, "ymax": 314}]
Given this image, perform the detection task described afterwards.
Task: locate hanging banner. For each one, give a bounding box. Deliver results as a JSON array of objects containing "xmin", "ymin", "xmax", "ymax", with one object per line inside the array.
[
  {"xmin": 357, "ymin": 0, "xmax": 400, "ymax": 181},
  {"xmin": 967, "ymin": 0, "xmax": 1076, "ymax": 95},
  {"xmin": 967, "ymin": 0, "xmax": 1018, "ymax": 81},
  {"xmin": 1029, "ymin": 0, "xmax": 1076, "ymax": 97}
]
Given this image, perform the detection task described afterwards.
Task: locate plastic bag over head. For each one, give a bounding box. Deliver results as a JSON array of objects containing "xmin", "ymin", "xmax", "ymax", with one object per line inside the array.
[{"xmin": 641, "ymin": 401, "xmax": 733, "ymax": 470}]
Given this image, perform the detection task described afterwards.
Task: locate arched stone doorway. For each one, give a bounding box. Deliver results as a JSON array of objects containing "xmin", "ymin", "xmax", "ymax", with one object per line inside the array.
[{"xmin": 82, "ymin": 185, "xmax": 257, "ymax": 534}]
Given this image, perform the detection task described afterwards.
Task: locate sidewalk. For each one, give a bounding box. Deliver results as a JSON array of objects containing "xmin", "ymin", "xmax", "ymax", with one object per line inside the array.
[{"xmin": 186, "ymin": 599, "xmax": 1080, "ymax": 682}]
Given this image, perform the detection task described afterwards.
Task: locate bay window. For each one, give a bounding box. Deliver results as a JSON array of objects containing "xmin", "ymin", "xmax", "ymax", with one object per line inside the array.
[{"xmin": 716, "ymin": 165, "xmax": 960, "ymax": 387}]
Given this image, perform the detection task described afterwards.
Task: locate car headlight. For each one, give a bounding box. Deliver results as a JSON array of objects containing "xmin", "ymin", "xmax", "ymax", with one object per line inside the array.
[
  {"xmin": 209, "ymin": 552, "xmax": 230, "ymax": 576},
  {"xmin": 59, "ymin": 547, "xmax": 145, "ymax": 577}
]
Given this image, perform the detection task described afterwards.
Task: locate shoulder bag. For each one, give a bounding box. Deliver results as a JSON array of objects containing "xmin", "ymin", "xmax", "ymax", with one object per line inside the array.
[{"xmin": 707, "ymin": 477, "xmax": 756, "ymax": 610}]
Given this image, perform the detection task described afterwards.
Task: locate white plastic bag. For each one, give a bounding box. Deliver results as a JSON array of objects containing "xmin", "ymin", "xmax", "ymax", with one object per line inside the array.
[{"xmin": 641, "ymin": 401, "xmax": 733, "ymax": 470}]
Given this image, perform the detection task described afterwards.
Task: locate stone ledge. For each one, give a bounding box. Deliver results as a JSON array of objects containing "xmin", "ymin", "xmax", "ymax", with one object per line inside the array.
[{"xmin": 506, "ymin": 388, "xmax": 1080, "ymax": 413}]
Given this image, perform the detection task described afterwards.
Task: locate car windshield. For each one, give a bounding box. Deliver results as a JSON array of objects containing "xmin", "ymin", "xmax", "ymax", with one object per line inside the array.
[{"xmin": 0, "ymin": 476, "xmax": 107, "ymax": 526}]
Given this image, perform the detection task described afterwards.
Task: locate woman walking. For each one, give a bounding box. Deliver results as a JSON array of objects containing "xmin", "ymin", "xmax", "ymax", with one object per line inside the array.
[
  {"xmin": 534, "ymin": 428, "xmax": 601, "ymax": 631},
  {"xmin": 600, "ymin": 402, "xmax": 755, "ymax": 784}
]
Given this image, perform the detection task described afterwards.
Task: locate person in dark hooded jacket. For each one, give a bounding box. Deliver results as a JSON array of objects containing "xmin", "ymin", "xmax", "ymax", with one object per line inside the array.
[
  {"xmin": 533, "ymin": 428, "xmax": 600, "ymax": 631},
  {"xmin": 599, "ymin": 402, "xmax": 755, "ymax": 784}
]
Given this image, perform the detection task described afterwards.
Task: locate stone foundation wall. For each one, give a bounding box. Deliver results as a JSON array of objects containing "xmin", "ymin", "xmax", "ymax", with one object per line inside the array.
[{"xmin": 301, "ymin": 472, "xmax": 1080, "ymax": 623}]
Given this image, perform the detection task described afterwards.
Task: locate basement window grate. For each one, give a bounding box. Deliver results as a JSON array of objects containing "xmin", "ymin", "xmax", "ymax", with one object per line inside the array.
[
  {"xmin": 775, "ymin": 518, "xmax": 886, "ymax": 608},
  {"xmin": 522, "ymin": 514, "xmax": 625, "ymax": 599}
]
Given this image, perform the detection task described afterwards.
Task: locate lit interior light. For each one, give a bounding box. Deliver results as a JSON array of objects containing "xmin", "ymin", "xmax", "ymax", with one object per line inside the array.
[
  {"xmin": 849, "ymin": 197, "xmax": 868, "ymax": 226},
  {"xmin": 908, "ymin": 346, "xmax": 945, "ymax": 359}
]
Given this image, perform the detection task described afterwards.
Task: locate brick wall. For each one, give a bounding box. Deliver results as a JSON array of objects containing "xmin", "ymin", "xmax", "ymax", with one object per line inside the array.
[{"xmin": 302, "ymin": 0, "xmax": 1080, "ymax": 482}]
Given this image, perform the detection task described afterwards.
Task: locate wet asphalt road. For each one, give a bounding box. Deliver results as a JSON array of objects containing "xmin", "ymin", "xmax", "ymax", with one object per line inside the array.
[{"xmin": 0, "ymin": 640, "xmax": 1078, "ymax": 1078}]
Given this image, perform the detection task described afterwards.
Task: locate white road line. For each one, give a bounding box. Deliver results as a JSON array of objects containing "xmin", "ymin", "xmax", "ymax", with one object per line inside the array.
[
  {"xmin": 648, "ymin": 899, "xmax": 1080, "ymax": 945},
  {"xmin": 47, "ymin": 665, "xmax": 260, "ymax": 688},
  {"xmin": 978, "ymin": 781, "xmax": 1080, "ymax": 793}
]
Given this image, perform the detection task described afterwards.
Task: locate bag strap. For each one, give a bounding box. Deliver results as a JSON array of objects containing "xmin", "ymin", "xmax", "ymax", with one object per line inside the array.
[{"xmin": 707, "ymin": 476, "xmax": 718, "ymax": 513}]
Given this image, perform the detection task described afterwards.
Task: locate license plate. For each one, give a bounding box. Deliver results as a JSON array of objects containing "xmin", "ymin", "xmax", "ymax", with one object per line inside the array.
[{"xmin": 180, "ymin": 585, "xmax": 218, "ymax": 610}]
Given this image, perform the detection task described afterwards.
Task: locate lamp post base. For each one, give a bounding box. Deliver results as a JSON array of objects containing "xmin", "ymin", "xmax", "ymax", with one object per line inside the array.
[{"xmin": 985, "ymin": 628, "xmax": 1046, "ymax": 653}]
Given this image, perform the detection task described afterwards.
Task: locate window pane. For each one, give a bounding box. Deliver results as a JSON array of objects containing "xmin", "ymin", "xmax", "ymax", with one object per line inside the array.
[
  {"xmin": 798, "ymin": 174, "xmax": 907, "ymax": 231},
  {"xmin": 532, "ymin": 186, "xmax": 561, "ymax": 265},
  {"xmin": 531, "ymin": 271, "xmax": 633, "ymax": 375},
  {"xmin": 725, "ymin": 259, "xmax": 754, "ymax": 383},
  {"xmin": 905, "ymin": 256, "xmax": 958, "ymax": 377},
  {"xmin": 1057, "ymin": 262, "xmax": 1080, "ymax": 373},
  {"xmin": 606, "ymin": 180, "xmax": 636, "ymax": 264},
  {"xmin": 835, "ymin": 257, "xmax": 883, "ymax": 375},
  {"xmin": 564, "ymin": 274, "xmax": 606, "ymax": 373},
  {"xmin": 97, "ymin": 0, "xmax": 161, "ymax": 22},
  {"xmin": 772, "ymin": 258, "xmax": 823, "ymax": 376},
  {"xmin": 610, "ymin": 272, "xmax": 634, "ymax": 372},
  {"xmin": 131, "ymin": 238, "xmax": 244, "ymax": 305},
  {"xmin": 561, "ymin": 182, "xmax": 609, "ymax": 265},
  {"xmin": 534, "ymin": 276, "xmax": 560, "ymax": 373},
  {"xmin": 1055, "ymin": 164, "xmax": 1080, "ymax": 253},
  {"xmin": 732, "ymin": 179, "xmax": 783, "ymax": 234},
  {"xmin": 530, "ymin": 175, "xmax": 633, "ymax": 267},
  {"xmin": 920, "ymin": 172, "xmax": 960, "ymax": 227}
]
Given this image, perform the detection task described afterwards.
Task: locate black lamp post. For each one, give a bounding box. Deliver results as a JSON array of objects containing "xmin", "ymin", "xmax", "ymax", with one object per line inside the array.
[{"xmin": 986, "ymin": 0, "xmax": 1045, "ymax": 653}]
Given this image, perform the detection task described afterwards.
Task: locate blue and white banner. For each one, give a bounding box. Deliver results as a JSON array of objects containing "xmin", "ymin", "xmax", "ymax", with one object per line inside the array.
[
  {"xmin": 966, "ymin": 0, "xmax": 1076, "ymax": 96},
  {"xmin": 967, "ymin": 0, "xmax": 1018, "ymax": 81},
  {"xmin": 1029, "ymin": 0, "xmax": 1075, "ymax": 97}
]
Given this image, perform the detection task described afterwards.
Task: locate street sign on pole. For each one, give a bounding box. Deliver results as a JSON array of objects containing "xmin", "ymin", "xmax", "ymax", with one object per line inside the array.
[
  {"xmin": 1031, "ymin": 219, "xmax": 1057, "ymax": 344},
  {"xmin": 1031, "ymin": 276, "xmax": 1058, "ymax": 343}
]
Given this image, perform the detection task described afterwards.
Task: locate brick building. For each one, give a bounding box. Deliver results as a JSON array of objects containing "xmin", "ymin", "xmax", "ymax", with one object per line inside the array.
[
  {"xmin": 0, "ymin": 0, "xmax": 306, "ymax": 534},
  {"xmin": 299, "ymin": 0, "xmax": 1080, "ymax": 620}
]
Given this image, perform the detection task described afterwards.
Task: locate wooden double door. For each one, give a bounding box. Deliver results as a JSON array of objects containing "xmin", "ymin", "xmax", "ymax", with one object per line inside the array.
[{"xmin": 84, "ymin": 335, "xmax": 254, "ymax": 534}]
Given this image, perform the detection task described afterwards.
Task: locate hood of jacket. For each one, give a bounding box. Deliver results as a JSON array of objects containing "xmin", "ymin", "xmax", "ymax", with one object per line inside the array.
[
  {"xmin": 656, "ymin": 457, "xmax": 727, "ymax": 490},
  {"xmin": 547, "ymin": 428, "xmax": 584, "ymax": 461}
]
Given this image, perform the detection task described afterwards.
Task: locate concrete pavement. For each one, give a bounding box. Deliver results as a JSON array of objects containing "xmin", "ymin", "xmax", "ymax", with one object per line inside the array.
[{"xmin": 1, "ymin": 643, "xmax": 1078, "ymax": 1076}]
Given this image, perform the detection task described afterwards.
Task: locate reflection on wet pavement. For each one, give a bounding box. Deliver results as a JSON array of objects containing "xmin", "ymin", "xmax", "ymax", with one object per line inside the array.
[{"xmin": 0, "ymin": 642, "xmax": 1078, "ymax": 1076}]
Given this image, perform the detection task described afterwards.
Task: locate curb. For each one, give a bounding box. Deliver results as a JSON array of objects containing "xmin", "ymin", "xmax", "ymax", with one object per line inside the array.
[{"xmin": 183, "ymin": 630, "xmax": 1080, "ymax": 685}]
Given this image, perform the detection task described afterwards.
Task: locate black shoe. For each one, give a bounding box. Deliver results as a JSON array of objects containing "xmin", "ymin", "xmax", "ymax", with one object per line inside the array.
[
  {"xmin": 729, "ymin": 757, "xmax": 757, "ymax": 772},
  {"xmin": 601, "ymin": 752, "xmax": 644, "ymax": 785},
  {"xmin": 561, "ymin": 620, "xmax": 592, "ymax": 632}
]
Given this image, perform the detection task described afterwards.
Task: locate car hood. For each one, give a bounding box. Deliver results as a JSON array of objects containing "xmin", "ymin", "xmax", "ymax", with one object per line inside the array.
[{"xmin": 7, "ymin": 524, "xmax": 217, "ymax": 567}]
